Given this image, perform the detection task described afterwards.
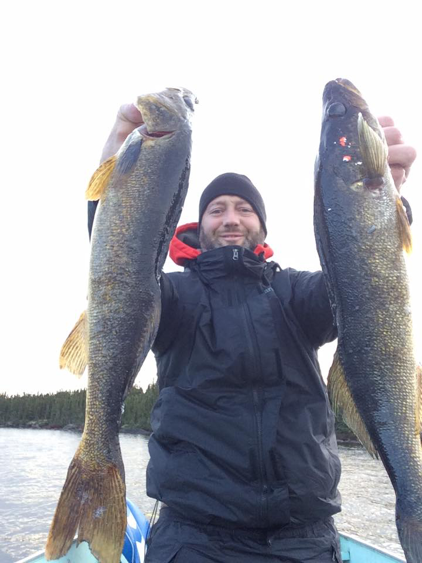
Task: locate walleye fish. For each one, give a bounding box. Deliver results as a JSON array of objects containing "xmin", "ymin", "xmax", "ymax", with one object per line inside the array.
[
  {"xmin": 314, "ymin": 78, "xmax": 421, "ymax": 563},
  {"xmin": 45, "ymin": 87, "xmax": 197, "ymax": 563}
]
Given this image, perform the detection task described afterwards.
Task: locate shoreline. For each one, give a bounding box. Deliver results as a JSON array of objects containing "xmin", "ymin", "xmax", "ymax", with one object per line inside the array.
[
  {"xmin": 0, "ymin": 423, "xmax": 152, "ymax": 436},
  {"xmin": 1, "ymin": 423, "xmax": 357, "ymax": 443}
]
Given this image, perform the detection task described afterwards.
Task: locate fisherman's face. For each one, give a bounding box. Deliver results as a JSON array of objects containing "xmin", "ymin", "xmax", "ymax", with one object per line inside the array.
[{"xmin": 200, "ymin": 195, "xmax": 265, "ymax": 251}]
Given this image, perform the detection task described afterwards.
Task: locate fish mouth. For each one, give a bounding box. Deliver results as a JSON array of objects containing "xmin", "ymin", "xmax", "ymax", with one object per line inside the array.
[
  {"xmin": 323, "ymin": 78, "xmax": 369, "ymax": 115},
  {"xmin": 136, "ymin": 93, "xmax": 178, "ymax": 140},
  {"xmin": 323, "ymin": 78, "xmax": 362, "ymax": 97},
  {"xmin": 137, "ymin": 123, "xmax": 175, "ymax": 140},
  {"xmin": 334, "ymin": 78, "xmax": 362, "ymax": 96}
]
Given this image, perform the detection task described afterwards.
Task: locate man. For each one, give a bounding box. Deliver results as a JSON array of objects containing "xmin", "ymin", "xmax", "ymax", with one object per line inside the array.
[{"xmin": 92, "ymin": 105, "xmax": 416, "ymax": 563}]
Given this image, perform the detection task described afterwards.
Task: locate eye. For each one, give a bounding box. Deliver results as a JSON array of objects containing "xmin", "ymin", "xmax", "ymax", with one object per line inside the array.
[
  {"xmin": 183, "ymin": 96, "xmax": 195, "ymax": 111},
  {"xmin": 328, "ymin": 102, "xmax": 347, "ymax": 117}
]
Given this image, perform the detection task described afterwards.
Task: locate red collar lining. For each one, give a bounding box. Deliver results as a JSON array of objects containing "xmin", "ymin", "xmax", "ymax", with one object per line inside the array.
[{"xmin": 169, "ymin": 223, "xmax": 274, "ymax": 266}]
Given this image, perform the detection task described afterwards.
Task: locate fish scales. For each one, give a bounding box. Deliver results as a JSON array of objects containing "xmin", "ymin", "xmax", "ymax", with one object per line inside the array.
[
  {"xmin": 314, "ymin": 78, "xmax": 422, "ymax": 563},
  {"xmin": 46, "ymin": 88, "xmax": 197, "ymax": 563}
]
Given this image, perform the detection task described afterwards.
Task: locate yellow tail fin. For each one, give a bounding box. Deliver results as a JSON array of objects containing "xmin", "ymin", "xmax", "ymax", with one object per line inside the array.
[{"xmin": 45, "ymin": 448, "xmax": 126, "ymax": 563}]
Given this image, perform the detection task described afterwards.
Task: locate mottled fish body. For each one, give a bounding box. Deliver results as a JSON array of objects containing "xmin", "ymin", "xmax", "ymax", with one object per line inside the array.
[
  {"xmin": 314, "ymin": 78, "xmax": 422, "ymax": 563},
  {"xmin": 45, "ymin": 88, "xmax": 197, "ymax": 563}
]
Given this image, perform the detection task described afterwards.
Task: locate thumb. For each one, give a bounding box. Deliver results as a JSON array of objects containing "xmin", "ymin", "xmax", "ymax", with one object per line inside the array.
[{"xmin": 117, "ymin": 103, "xmax": 143, "ymax": 126}]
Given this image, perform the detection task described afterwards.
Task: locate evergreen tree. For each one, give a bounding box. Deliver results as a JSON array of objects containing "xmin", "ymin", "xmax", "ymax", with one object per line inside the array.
[{"xmin": 0, "ymin": 382, "xmax": 159, "ymax": 432}]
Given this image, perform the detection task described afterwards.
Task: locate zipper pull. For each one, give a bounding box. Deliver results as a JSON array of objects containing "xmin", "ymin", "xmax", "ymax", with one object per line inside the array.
[{"xmin": 233, "ymin": 248, "xmax": 239, "ymax": 261}]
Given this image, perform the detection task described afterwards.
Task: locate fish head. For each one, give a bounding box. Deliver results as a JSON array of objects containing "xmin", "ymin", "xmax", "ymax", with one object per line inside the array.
[
  {"xmin": 317, "ymin": 78, "xmax": 390, "ymax": 198},
  {"xmin": 135, "ymin": 87, "xmax": 198, "ymax": 140}
]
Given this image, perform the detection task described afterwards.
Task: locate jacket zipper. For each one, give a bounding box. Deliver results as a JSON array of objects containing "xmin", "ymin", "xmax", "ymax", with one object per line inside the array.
[
  {"xmin": 251, "ymin": 385, "xmax": 268, "ymax": 525},
  {"xmin": 232, "ymin": 261, "xmax": 268, "ymax": 526}
]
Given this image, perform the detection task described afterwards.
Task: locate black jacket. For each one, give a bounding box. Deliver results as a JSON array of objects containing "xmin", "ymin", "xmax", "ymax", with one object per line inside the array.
[{"xmin": 147, "ymin": 226, "xmax": 341, "ymax": 529}]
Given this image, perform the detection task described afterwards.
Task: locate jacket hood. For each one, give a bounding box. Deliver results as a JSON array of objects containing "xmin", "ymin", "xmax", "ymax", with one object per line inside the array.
[{"xmin": 169, "ymin": 223, "xmax": 274, "ymax": 267}]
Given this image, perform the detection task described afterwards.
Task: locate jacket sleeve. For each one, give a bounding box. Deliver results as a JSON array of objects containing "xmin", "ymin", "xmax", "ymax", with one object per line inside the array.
[
  {"xmin": 290, "ymin": 270, "xmax": 337, "ymax": 349},
  {"xmin": 152, "ymin": 272, "xmax": 185, "ymax": 356}
]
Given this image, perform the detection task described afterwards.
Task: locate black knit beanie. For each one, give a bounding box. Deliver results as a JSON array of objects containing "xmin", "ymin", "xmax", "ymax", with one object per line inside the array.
[{"xmin": 198, "ymin": 173, "xmax": 267, "ymax": 235}]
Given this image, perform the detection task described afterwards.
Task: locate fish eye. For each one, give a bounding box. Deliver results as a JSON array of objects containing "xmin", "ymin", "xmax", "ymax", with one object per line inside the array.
[
  {"xmin": 328, "ymin": 102, "xmax": 347, "ymax": 117},
  {"xmin": 183, "ymin": 96, "xmax": 195, "ymax": 111}
]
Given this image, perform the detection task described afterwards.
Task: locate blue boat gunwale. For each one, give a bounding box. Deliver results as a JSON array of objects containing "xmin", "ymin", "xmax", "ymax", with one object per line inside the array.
[
  {"xmin": 15, "ymin": 541, "xmax": 131, "ymax": 563},
  {"xmin": 339, "ymin": 532, "xmax": 405, "ymax": 562},
  {"xmin": 16, "ymin": 532, "xmax": 406, "ymax": 563}
]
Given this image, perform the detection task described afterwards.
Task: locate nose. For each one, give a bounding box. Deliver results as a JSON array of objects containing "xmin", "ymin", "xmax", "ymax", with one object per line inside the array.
[{"xmin": 222, "ymin": 208, "xmax": 240, "ymax": 226}]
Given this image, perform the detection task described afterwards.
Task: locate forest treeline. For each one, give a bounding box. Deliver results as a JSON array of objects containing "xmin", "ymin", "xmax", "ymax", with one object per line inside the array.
[
  {"xmin": 0, "ymin": 383, "xmax": 356, "ymax": 440},
  {"xmin": 0, "ymin": 383, "xmax": 159, "ymax": 432}
]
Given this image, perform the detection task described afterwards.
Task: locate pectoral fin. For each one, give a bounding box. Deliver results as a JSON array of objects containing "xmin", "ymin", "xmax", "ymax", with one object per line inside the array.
[
  {"xmin": 85, "ymin": 131, "xmax": 143, "ymax": 201},
  {"xmin": 357, "ymin": 113, "xmax": 388, "ymax": 178},
  {"xmin": 358, "ymin": 115, "xmax": 412, "ymax": 254},
  {"xmin": 115, "ymin": 131, "xmax": 143, "ymax": 175},
  {"xmin": 59, "ymin": 311, "xmax": 88, "ymax": 377},
  {"xmin": 328, "ymin": 350, "xmax": 378, "ymax": 458}
]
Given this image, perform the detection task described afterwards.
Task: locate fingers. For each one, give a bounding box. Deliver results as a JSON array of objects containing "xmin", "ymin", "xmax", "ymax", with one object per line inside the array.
[
  {"xmin": 113, "ymin": 103, "xmax": 144, "ymax": 144},
  {"xmin": 378, "ymin": 116, "xmax": 404, "ymax": 148},
  {"xmin": 387, "ymin": 144, "xmax": 417, "ymax": 190},
  {"xmin": 100, "ymin": 104, "xmax": 144, "ymax": 164},
  {"xmin": 378, "ymin": 116, "xmax": 395, "ymax": 128},
  {"xmin": 383, "ymin": 126, "xmax": 403, "ymax": 147},
  {"xmin": 389, "ymin": 165, "xmax": 406, "ymax": 190},
  {"xmin": 388, "ymin": 143, "xmax": 417, "ymax": 170},
  {"xmin": 117, "ymin": 103, "xmax": 143, "ymax": 126},
  {"xmin": 378, "ymin": 115, "xmax": 417, "ymax": 190}
]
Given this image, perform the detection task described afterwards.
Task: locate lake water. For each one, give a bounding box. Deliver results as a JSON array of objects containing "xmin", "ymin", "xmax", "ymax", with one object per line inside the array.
[{"xmin": 0, "ymin": 428, "xmax": 404, "ymax": 562}]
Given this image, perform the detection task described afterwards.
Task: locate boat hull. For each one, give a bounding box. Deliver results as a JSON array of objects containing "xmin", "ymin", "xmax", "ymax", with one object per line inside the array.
[{"xmin": 17, "ymin": 517, "xmax": 405, "ymax": 563}]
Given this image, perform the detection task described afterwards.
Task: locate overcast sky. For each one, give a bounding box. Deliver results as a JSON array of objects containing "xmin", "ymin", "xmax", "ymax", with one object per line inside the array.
[{"xmin": 1, "ymin": 0, "xmax": 421, "ymax": 395}]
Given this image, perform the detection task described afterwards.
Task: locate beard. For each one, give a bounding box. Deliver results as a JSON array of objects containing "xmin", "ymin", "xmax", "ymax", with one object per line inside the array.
[{"xmin": 199, "ymin": 226, "xmax": 265, "ymax": 252}]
